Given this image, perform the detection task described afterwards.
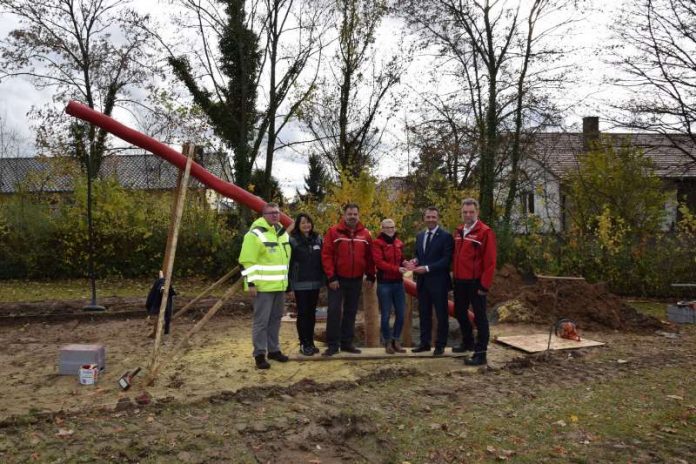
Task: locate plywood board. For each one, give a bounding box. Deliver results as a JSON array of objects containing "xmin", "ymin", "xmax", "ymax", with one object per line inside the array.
[
  {"xmin": 495, "ymin": 334, "xmax": 604, "ymax": 353},
  {"xmin": 289, "ymin": 347, "xmax": 468, "ymax": 361}
]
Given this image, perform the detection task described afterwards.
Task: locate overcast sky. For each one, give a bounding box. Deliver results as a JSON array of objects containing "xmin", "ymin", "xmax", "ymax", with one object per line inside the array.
[{"xmin": 0, "ymin": 0, "xmax": 623, "ymax": 196}]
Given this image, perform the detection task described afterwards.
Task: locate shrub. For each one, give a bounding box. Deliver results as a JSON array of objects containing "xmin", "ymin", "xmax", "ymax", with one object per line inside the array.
[{"xmin": 0, "ymin": 178, "xmax": 239, "ymax": 279}]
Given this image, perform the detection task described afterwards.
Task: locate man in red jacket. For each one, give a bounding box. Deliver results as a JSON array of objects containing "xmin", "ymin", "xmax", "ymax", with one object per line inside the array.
[
  {"xmin": 321, "ymin": 203, "xmax": 376, "ymax": 356},
  {"xmin": 453, "ymin": 198, "xmax": 497, "ymax": 366}
]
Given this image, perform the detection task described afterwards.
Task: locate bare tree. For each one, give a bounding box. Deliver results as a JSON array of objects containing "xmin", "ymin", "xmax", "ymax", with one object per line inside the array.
[
  {"xmin": 0, "ymin": 0, "xmax": 158, "ymax": 307},
  {"xmin": 609, "ymin": 0, "xmax": 696, "ymax": 164},
  {"xmin": 129, "ymin": 88, "xmax": 217, "ymax": 151},
  {"xmin": 403, "ymin": 0, "xmax": 576, "ymax": 223},
  {"xmin": 161, "ymin": 0, "xmax": 330, "ymax": 198},
  {"xmin": 0, "ymin": 0, "xmax": 158, "ymax": 171},
  {"xmin": 404, "ymin": 92, "xmax": 478, "ymax": 188},
  {"xmin": 299, "ymin": 0, "xmax": 406, "ymax": 179},
  {"xmin": 0, "ymin": 114, "xmax": 26, "ymax": 158}
]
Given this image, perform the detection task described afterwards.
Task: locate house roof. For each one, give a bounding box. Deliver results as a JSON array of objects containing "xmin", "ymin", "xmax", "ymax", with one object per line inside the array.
[
  {"xmin": 528, "ymin": 132, "xmax": 696, "ymax": 179},
  {"xmin": 0, "ymin": 153, "xmax": 229, "ymax": 194}
]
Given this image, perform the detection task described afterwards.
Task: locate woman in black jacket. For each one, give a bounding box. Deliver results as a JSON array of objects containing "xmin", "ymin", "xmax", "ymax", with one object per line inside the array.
[{"xmin": 289, "ymin": 213, "xmax": 325, "ymax": 356}]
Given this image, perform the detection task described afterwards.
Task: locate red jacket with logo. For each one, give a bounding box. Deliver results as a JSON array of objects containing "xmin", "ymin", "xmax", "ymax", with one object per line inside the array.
[
  {"xmin": 453, "ymin": 220, "xmax": 497, "ymax": 290},
  {"xmin": 372, "ymin": 233, "xmax": 404, "ymax": 283},
  {"xmin": 322, "ymin": 220, "xmax": 376, "ymax": 282}
]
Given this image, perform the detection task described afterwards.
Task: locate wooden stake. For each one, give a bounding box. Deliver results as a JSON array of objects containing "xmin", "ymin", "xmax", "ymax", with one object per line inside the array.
[
  {"xmin": 363, "ymin": 281, "xmax": 380, "ymax": 347},
  {"xmin": 147, "ymin": 143, "xmax": 194, "ymax": 384},
  {"xmin": 162, "ymin": 147, "xmax": 190, "ymax": 271},
  {"xmin": 403, "ymin": 294, "xmax": 413, "ymax": 347},
  {"xmin": 172, "ymin": 266, "xmax": 240, "ymax": 320},
  {"xmin": 147, "ymin": 277, "xmax": 244, "ymax": 385}
]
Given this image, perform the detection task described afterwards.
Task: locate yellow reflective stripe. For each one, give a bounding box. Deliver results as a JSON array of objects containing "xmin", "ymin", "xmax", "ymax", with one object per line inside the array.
[
  {"xmin": 241, "ymin": 264, "xmax": 288, "ymax": 275},
  {"xmin": 247, "ymin": 274, "xmax": 288, "ymax": 282}
]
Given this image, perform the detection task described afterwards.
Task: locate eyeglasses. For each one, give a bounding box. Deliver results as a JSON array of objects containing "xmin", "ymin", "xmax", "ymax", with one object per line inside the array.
[
  {"xmin": 264, "ymin": 211, "xmax": 280, "ymax": 216},
  {"xmin": 382, "ymin": 226, "xmax": 395, "ymax": 229}
]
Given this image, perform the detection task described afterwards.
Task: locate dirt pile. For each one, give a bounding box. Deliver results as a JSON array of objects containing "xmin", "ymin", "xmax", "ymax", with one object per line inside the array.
[{"xmin": 489, "ymin": 264, "xmax": 663, "ymax": 332}]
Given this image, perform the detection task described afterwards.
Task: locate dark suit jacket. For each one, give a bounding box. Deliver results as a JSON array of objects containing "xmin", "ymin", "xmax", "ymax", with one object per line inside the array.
[{"xmin": 414, "ymin": 227, "xmax": 453, "ymax": 291}]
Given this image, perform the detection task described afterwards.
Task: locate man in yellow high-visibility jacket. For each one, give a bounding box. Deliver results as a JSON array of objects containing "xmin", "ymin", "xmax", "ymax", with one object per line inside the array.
[{"xmin": 239, "ymin": 202, "xmax": 292, "ymax": 369}]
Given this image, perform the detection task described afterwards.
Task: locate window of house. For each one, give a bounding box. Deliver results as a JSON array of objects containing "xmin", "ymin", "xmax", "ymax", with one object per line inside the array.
[{"xmin": 521, "ymin": 191, "xmax": 535, "ymax": 215}]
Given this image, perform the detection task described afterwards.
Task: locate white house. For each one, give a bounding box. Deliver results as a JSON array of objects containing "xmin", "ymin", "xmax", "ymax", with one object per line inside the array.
[{"xmin": 514, "ymin": 117, "xmax": 696, "ymax": 233}]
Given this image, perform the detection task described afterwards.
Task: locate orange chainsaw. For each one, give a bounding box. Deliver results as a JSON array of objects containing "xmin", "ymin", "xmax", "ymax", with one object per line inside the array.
[
  {"xmin": 546, "ymin": 319, "xmax": 581, "ymax": 357},
  {"xmin": 555, "ymin": 319, "xmax": 581, "ymax": 341}
]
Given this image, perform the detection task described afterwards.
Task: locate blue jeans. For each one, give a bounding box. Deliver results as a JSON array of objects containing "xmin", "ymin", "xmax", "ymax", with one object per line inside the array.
[{"xmin": 377, "ymin": 282, "xmax": 405, "ymax": 343}]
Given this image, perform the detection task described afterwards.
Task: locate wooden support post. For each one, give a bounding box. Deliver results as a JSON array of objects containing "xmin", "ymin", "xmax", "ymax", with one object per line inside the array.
[
  {"xmin": 172, "ymin": 266, "xmax": 240, "ymax": 320},
  {"xmin": 147, "ymin": 277, "xmax": 244, "ymax": 385},
  {"xmin": 162, "ymin": 148, "xmax": 190, "ymax": 271},
  {"xmin": 403, "ymin": 294, "xmax": 414, "ymax": 347},
  {"xmin": 363, "ymin": 281, "xmax": 380, "ymax": 347},
  {"xmin": 147, "ymin": 143, "xmax": 194, "ymax": 385}
]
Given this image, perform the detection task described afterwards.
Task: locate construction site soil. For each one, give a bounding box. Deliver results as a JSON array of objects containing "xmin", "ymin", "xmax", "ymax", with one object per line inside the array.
[
  {"xmin": 0, "ymin": 265, "xmax": 663, "ymax": 334},
  {"xmin": 0, "ymin": 271, "xmax": 688, "ymax": 463},
  {"xmin": 488, "ymin": 265, "xmax": 663, "ymax": 332}
]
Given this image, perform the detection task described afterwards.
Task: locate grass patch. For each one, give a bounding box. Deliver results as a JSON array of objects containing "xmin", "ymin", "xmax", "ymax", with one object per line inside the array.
[
  {"xmin": 383, "ymin": 366, "xmax": 694, "ymax": 463},
  {"xmin": 2, "ymin": 361, "xmax": 694, "ymax": 463},
  {"xmin": 625, "ymin": 300, "xmax": 667, "ymax": 319},
  {"xmin": 0, "ymin": 276, "xmax": 226, "ymax": 303}
]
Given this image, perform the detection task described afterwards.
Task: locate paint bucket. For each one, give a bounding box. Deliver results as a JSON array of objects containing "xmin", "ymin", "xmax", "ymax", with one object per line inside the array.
[{"xmin": 79, "ymin": 364, "xmax": 99, "ymax": 385}]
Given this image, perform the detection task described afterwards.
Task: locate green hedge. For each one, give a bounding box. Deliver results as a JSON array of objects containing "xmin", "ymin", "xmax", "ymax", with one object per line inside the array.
[
  {"xmin": 497, "ymin": 223, "xmax": 696, "ymax": 298},
  {"xmin": 0, "ymin": 179, "xmax": 239, "ymax": 279}
]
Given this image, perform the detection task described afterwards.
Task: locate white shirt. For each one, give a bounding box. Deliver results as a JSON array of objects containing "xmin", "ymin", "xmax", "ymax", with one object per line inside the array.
[
  {"xmin": 462, "ymin": 220, "xmax": 478, "ymax": 238},
  {"xmin": 423, "ymin": 226, "xmax": 439, "ymax": 272},
  {"xmin": 423, "ymin": 226, "xmax": 439, "ymax": 253}
]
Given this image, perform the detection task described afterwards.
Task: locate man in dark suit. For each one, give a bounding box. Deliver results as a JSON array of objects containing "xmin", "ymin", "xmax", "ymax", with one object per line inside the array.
[{"xmin": 410, "ymin": 206, "xmax": 453, "ymax": 356}]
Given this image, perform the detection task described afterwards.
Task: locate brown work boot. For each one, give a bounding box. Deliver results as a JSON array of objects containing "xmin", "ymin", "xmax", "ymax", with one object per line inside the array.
[
  {"xmin": 392, "ymin": 340, "xmax": 406, "ymax": 353},
  {"xmin": 385, "ymin": 342, "xmax": 395, "ymax": 354}
]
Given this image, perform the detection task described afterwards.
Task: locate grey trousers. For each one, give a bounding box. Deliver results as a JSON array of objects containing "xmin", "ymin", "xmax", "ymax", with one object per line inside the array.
[{"xmin": 252, "ymin": 291, "xmax": 285, "ymax": 357}]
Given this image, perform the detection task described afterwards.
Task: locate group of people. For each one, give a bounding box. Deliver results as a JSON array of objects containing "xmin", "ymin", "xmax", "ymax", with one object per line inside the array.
[{"xmin": 238, "ymin": 199, "xmax": 497, "ymax": 370}]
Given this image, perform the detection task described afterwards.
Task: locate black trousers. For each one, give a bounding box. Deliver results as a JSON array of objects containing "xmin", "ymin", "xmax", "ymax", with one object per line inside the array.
[
  {"xmin": 417, "ymin": 281, "xmax": 449, "ymax": 349},
  {"xmin": 163, "ymin": 303, "xmax": 172, "ymax": 335},
  {"xmin": 326, "ymin": 278, "xmax": 363, "ymax": 349},
  {"xmin": 294, "ymin": 289, "xmax": 319, "ymax": 347},
  {"xmin": 454, "ymin": 279, "xmax": 489, "ymax": 353}
]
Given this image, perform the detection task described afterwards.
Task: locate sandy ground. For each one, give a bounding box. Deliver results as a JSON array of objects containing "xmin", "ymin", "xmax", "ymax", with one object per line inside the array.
[{"xmin": 0, "ymin": 313, "xmax": 571, "ymax": 420}]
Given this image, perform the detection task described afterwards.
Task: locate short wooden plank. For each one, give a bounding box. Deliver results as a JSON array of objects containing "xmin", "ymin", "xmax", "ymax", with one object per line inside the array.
[
  {"xmin": 495, "ymin": 334, "xmax": 604, "ymax": 353},
  {"xmin": 289, "ymin": 347, "xmax": 468, "ymax": 361}
]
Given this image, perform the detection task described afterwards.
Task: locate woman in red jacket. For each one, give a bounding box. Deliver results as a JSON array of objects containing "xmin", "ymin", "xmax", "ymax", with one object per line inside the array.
[{"xmin": 372, "ymin": 218, "xmax": 408, "ymax": 354}]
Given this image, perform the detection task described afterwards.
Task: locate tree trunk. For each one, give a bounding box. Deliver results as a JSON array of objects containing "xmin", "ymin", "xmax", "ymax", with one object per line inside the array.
[{"xmin": 264, "ymin": 3, "xmax": 279, "ymax": 199}]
